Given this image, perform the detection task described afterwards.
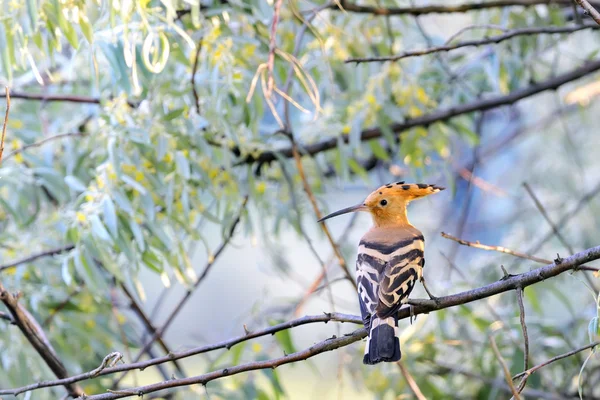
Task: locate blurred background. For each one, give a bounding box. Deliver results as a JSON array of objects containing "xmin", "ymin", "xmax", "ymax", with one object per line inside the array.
[{"xmin": 0, "ymin": 0, "xmax": 600, "ymax": 399}]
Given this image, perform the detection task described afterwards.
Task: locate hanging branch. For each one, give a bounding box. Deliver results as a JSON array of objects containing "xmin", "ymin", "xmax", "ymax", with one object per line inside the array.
[{"xmin": 345, "ymin": 23, "xmax": 599, "ymax": 63}]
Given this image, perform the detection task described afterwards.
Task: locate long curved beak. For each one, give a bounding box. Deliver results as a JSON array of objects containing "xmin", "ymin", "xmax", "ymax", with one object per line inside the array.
[{"xmin": 317, "ymin": 204, "xmax": 367, "ymax": 223}]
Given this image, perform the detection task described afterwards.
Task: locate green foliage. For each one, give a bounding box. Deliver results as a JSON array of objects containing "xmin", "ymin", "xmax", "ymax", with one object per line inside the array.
[{"xmin": 0, "ymin": 0, "xmax": 599, "ymax": 399}]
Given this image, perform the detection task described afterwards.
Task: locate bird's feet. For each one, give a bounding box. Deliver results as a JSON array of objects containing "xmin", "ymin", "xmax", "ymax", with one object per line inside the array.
[{"xmin": 420, "ymin": 277, "xmax": 440, "ymax": 304}]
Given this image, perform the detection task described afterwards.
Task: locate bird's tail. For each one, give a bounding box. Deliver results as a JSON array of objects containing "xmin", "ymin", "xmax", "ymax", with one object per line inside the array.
[{"xmin": 363, "ymin": 315, "xmax": 401, "ymax": 365}]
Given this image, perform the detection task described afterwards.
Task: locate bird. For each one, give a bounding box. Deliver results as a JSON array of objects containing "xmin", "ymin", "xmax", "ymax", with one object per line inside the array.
[{"xmin": 318, "ymin": 181, "xmax": 444, "ymax": 364}]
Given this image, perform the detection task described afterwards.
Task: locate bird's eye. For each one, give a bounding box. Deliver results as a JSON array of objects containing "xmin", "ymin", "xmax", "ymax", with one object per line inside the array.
[{"xmin": 380, "ymin": 199, "xmax": 388, "ymax": 206}]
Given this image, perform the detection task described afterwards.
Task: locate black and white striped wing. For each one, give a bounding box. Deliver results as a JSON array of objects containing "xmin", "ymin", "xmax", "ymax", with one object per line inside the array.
[
  {"xmin": 356, "ymin": 252, "xmax": 385, "ymax": 325},
  {"xmin": 357, "ymin": 236, "xmax": 424, "ymax": 320}
]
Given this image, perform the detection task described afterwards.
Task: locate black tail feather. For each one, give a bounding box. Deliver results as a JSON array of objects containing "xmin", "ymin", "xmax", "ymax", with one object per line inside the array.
[{"xmin": 363, "ymin": 315, "xmax": 401, "ymax": 365}]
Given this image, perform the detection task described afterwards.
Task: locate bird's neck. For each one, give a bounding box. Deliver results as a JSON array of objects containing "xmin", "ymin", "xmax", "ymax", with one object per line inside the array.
[{"xmin": 371, "ymin": 206, "xmax": 411, "ymax": 228}]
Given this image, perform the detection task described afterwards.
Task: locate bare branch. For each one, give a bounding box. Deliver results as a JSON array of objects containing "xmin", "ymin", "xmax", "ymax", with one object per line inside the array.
[
  {"xmin": 441, "ymin": 232, "xmax": 551, "ymax": 264},
  {"xmin": 3, "ymin": 132, "xmax": 86, "ymax": 162},
  {"xmin": 0, "ymin": 283, "xmax": 83, "ymax": 397},
  {"xmin": 513, "ymin": 341, "xmax": 600, "ymax": 380},
  {"xmin": 238, "ymin": 59, "xmax": 600, "ymax": 166},
  {"xmin": 335, "ymin": 0, "xmax": 599, "ymax": 16},
  {"xmin": 3, "ymin": 244, "xmax": 600, "ymax": 398},
  {"xmin": 397, "ymin": 361, "xmax": 427, "ymax": 400},
  {"xmin": 490, "ymin": 335, "xmax": 521, "ymax": 400},
  {"xmin": 119, "ymin": 284, "xmax": 186, "ymax": 377},
  {"xmin": 42, "ymin": 286, "xmax": 82, "ymax": 327},
  {"xmin": 523, "ymin": 183, "xmax": 574, "ymax": 254},
  {"xmin": 573, "ymin": 0, "xmax": 600, "ymax": 24},
  {"xmin": 515, "ymin": 288, "xmax": 530, "ymax": 393},
  {"xmin": 114, "ymin": 196, "xmax": 249, "ymax": 385},
  {"xmin": 291, "ymin": 143, "xmax": 357, "ymax": 290},
  {"xmin": 0, "ymin": 86, "xmax": 10, "ymax": 164},
  {"xmin": 82, "ymin": 328, "xmax": 367, "ymax": 400},
  {"xmin": 346, "ymin": 23, "xmax": 599, "ymax": 63},
  {"xmin": 0, "ymin": 312, "xmax": 361, "ymax": 397},
  {"xmin": 0, "ymin": 91, "xmax": 101, "ymax": 104},
  {"xmin": 0, "ymin": 245, "xmax": 75, "ymax": 273}
]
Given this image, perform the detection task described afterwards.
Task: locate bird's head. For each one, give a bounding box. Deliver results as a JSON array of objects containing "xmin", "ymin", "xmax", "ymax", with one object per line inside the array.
[{"xmin": 318, "ymin": 182, "xmax": 444, "ymax": 227}]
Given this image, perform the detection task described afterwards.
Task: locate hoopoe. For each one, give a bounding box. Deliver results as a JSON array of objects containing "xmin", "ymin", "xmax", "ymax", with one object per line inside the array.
[{"xmin": 318, "ymin": 182, "xmax": 444, "ymax": 364}]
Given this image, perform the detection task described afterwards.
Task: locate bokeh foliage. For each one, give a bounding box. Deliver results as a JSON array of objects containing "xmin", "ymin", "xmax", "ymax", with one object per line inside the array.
[{"xmin": 1, "ymin": 0, "xmax": 599, "ymax": 399}]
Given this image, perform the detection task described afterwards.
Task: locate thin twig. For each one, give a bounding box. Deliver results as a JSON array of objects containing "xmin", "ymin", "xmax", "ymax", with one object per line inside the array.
[
  {"xmin": 113, "ymin": 197, "xmax": 248, "ymax": 385},
  {"xmin": 522, "ymin": 182, "xmax": 598, "ymax": 290},
  {"xmin": 3, "ymin": 132, "xmax": 85, "ymax": 162},
  {"xmin": 523, "ymin": 183, "xmax": 574, "ymax": 254},
  {"xmin": 4, "ymin": 244, "xmax": 600, "ymax": 397},
  {"xmin": 346, "ymin": 23, "xmax": 599, "ymax": 63},
  {"xmin": 441, "ymin": 232, "xmax": 552, "ymax": 264},
  {"xmin": 291, "ymin": 143, "xmax": 357, "ymax": 290},
  {"xmin": 445, "ymin": 24, "xmax": 509, "ymax": 44},
  {"xmin": 490, "ymin": 335, "xmax": 521, "ymax": 400},
  {"xmin": 515, "ymin": 288, "xmax": 530, "ymax": 393},
  {"xmin": 42, "ymin": 286, "xmax": 82, "ymax": 327},
  {"xmin": 0, "ymin": 91, "xmax": 101, "ymax": 104},
  {"xmin": 191, "ymin": 37, "xmax": 203, "ymax": 115},
  {"xmin": 513, "ymin": 341, "xmax": 600, "ymax": 380},
  {"xmin": 573, "ymin": 0, "xmax": 600, "ymax": 23},
  {"xmin": 397, "ymin": 361, "xmax": 427, "ymax": 400},
  {"xmin": 0, "ymin": 245, "xmax": 75, "ymax": 273},
  {"xmin": 267, "ymin": 0, "xmax": 283, "ymax": 97},
  {"xmin": 119, "ymin": 283, "xmax": 187, "ymax": 377},
  {"xmin": 0, "ymin": 86, "xmax": 10, "ymax": 164}
]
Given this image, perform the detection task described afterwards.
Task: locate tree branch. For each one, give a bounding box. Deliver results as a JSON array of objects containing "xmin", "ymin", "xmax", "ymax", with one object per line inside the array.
[
  {"xmin": 397, "ymin": 361, "xmax": 427, "ymax": 400},
  {"xmin": 0, "ymin": 283, "xmax": 83, "ymax": 397},
  {"xmin": 0, "ymin": 91, "xmax": 101, "ymax": 104},
  {"xmin": 3, "ymin": 132, "xmax": 86, "ymax": 162},
  {"xmin": 119, "ymin": 284, "xmax": 186, "ymax": 378},
  {"xmin": 573, "ymin": 0, "xmax": 600, "ymax": 24},
  {"xmin": 0, "ymin": 312, "xmax": 361, "ymax": 397},
  {"xmin": 490, "ymin": 334, "xmax": 521, "ymax": 400},
  {"xmin": 238, "ymin": 59, "xmax": 600, "ymax": 166},
  {"xmin": 345, "ymin": 23, "xmax": 599, "ymax": 63},
  {"xmin": 441, "ymin": 232, "xmax": 551, "ymax": 263},
  {"xmin": 513, "ymin": 341, "xmax": 600, "ymax": 380},
  {"xmin": 0, "ymin": 245, "xmax": 75, "ymax": 273},
  {"xmin": 335, "ymin": 0, "xmax": 599, "ymax": 16},
  {"xmin": 515, "ymin": 287, "xmax": 530, "ymax": 393},
  {"xmin": 4, "ymin": 244, "xmax": 600, "ymax": 398},
  {"xmin": 114, "ymin": 196, "xmax": 249, "ymax": 385}
]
